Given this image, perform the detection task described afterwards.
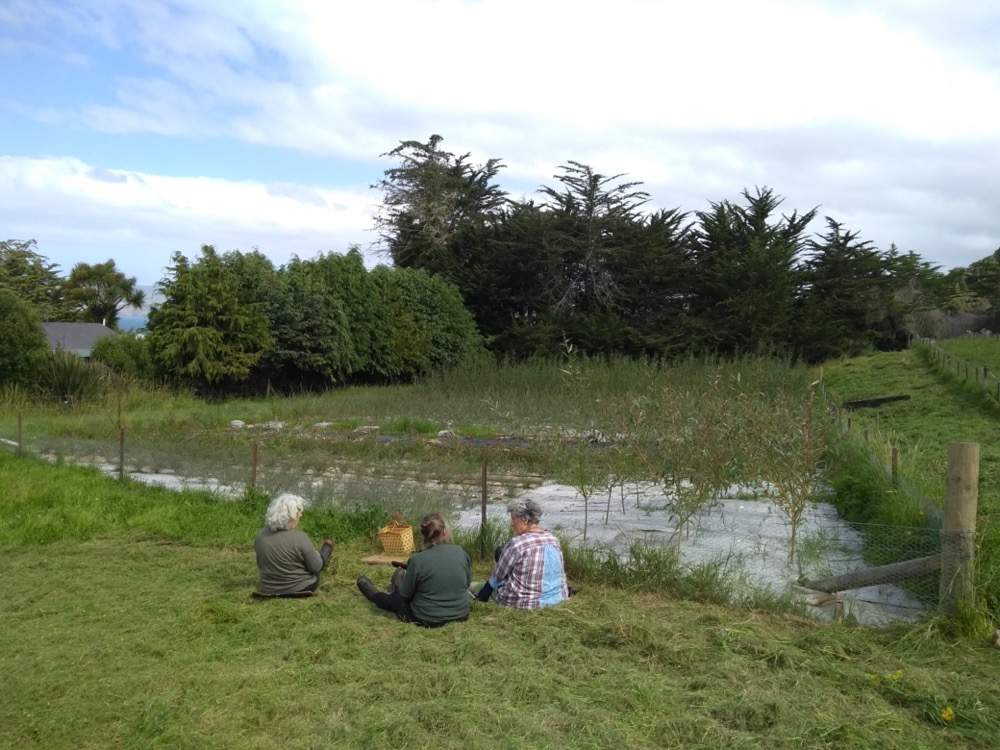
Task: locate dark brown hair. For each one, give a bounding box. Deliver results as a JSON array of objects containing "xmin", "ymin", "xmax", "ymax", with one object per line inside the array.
[{"xmin": 420, "ymin": 512, "xmax": 452, "ymax": 549}]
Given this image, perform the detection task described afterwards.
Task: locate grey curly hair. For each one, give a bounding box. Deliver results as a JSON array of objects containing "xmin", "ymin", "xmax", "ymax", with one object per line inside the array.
[
  {"xmin": 507, "ymin": 498, "xmax": 543, "ymax": 525},
  {"xmin": 264, "ymin": 493, "xmax": 305, "ymax": 531}
]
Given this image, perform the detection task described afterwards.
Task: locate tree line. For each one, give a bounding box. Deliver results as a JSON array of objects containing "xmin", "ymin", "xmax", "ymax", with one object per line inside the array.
[
  {"xmin": 0, "ymin": 241, "xmax": 483, "ymax": 398},
  {"xmin": 374, "ymin": 135, "xmax": 1000, "ymax": 362},
  {"xmin": 4, "ymin": 133, "xmax": 1000, "ymax": 399}
]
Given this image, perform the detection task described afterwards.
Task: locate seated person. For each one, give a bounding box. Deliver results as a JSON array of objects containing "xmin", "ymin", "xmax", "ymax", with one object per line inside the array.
[
  {"xmin": 254, "ymin": 493, "xmax": 333, "ymax": 596},
  {"xmin": 476, "ymin": 498, "xmax": 569, "ymax": 609},
  {"xmin": 356, "ymin": 513, "xmax": 471, "ymax": 627}
]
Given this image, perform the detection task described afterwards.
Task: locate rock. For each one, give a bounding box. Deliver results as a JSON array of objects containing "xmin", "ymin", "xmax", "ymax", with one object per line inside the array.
[{"xmin": 230, "ymin": 420, "xmax": 247, "ymax": 429}]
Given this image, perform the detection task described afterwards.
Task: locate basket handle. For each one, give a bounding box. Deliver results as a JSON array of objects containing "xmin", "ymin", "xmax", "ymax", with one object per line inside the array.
[{"xmin": 384, "ymin": 514, "xmax": 409, "ymax": 530}]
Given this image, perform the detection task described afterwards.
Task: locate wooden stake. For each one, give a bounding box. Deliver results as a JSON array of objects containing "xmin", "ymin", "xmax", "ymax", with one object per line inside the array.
[
  {"xmin": 940, "ymin": 442, "xmax": 979, "ymax": 617},
  {"xmin": 251, "ymin": 441, "xmax": 258, "ymax": 490},
  {"xmin": 118, "ymin": 427, "xmax": 125, "ymax": 481},
  {"xmin": 481, "ymin": 457, "xmax": 488, "ymax": 527}
]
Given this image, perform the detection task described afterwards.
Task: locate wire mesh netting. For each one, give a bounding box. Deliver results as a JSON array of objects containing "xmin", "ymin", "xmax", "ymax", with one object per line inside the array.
[
  {"xmin": 453, "ymin": 482, "xmax": 944, "ymax": 625},
  {"xmin": 3, "ymin": 426, "xmax": 960, "ymax": 627}
]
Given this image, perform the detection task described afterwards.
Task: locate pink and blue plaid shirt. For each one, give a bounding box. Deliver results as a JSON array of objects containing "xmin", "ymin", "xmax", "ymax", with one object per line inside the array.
[{"xmin": 490, "ymin": 530, "xmax": 569, "ymax": 609}]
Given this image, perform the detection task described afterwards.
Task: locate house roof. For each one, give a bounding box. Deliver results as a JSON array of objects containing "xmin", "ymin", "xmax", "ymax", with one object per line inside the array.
[{"xmin": 41, "ymin": 322, "xmax": 116, "ymax": 357}]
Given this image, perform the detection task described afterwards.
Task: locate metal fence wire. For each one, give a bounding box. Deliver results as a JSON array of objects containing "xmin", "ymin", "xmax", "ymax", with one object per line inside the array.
[
  {"xmin": 918, "ymin": 336, "xmax": 1000, "ymax": 405},
  {"xmin": 0, "ymin": 418, "xmax": 960, "ymax": 627}
]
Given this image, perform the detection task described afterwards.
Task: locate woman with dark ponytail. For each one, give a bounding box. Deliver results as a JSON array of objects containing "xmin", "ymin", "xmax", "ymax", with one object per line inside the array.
[{"xmin": 356, "ymin": 513, "xmax": 472, "ymax": 627}]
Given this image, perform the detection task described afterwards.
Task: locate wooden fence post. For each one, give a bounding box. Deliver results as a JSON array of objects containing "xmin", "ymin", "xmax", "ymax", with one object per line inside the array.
[
  {"xmin": 479, "ymin": 455, "xmax": 490, "ymax": 558},
  {"xmin": 481, "ymin": 457, "xmax": 488, "ymax": 527},
  {"xmin": 250, "ymin": 441, "xmax": 258, "ymax": 490},
  {"xmin": 940, "ymin": 443, "xmax": 979, "ymax": 617},
  {"xmin": 118, "ymin": 427, "xmax": 126, "ymax": 481}
]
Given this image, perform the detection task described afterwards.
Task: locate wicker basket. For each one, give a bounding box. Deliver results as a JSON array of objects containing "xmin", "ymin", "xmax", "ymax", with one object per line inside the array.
[{"xmin": 378, "ymin": 515, "xmax": 415, "ymax": 555}]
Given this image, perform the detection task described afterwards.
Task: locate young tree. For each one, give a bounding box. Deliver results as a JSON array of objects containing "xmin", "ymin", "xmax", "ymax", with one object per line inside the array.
[
  {"xmin": 617, "ymin": 372, "xmax": 739, "ymax": 553},
  {"xmin": 62, "ymin": 259, "xmax": 146, "ymax": 329},
  {"xmin": 146, "ymin": 246, "xmax": 271, "ymax": 395},
  {"xmin": 0, "ymin": 239, "xmax": 72, "ymax": 320},
  {"xmin": 0, "ymin": 288, "xmax": 49, "ymax": 388},
  {"xmin": 750, "ymin": 385, "xmax": 834, "ymax": 565}
]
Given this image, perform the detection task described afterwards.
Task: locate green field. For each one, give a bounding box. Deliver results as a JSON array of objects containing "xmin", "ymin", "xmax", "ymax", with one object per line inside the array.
[{"xmin": 3, "ymin": 350, "xmax": 1000, "ymax": 748}]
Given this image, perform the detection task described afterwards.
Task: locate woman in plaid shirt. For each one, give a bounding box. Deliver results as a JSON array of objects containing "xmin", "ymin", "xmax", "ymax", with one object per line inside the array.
[{"xmin": 476, "ymin": 498, "xmax": 570, "ymax": 608}]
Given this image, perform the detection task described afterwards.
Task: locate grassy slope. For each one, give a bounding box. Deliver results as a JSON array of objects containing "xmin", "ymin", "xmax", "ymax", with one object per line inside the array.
[
  {"xmin": 2, "ymin": 452, "xmax": 999, "ymax": 750},
  {"xmin": 936, "ymin": 336, "xmax": 1000, "ymax": 376},
  {"xmin": 822, "ymin": 347, "xmax": 1000, "ymax": 509}
]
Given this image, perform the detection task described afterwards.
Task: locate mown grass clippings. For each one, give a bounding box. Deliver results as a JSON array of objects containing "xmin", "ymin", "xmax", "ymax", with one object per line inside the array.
[{"xmin": 3, "ymin": 535, "xmax": 999, "ymax": 747}]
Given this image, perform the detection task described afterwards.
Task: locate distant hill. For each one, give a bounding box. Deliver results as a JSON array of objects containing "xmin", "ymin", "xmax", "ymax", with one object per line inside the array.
[
  {"xmin": 137, "ymin": 285, "xmax": 163, "ymax": 315},
  {"xmin": 118, "ymin": 317, "xmax": 147, "ymax": 332}
]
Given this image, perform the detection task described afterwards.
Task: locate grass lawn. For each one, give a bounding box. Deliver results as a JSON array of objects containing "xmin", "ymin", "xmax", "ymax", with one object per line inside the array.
[{"xmin": 3, "ymin": 501, "xmax": 999, "ymax": 748}]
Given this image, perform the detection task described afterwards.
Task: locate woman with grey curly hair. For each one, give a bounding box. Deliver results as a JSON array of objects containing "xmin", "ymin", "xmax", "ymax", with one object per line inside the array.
[
  {"xmin": 254, "ymin": 493, "xmax": 333, "ymax": 596},
  {"xmin": 475, "ymin": 498, "xmax": 569, "ymax": 609}
]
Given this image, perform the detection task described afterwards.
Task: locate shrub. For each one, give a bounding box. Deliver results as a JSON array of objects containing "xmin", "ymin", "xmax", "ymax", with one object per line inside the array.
[
  {"xmin": 90, "ymin": 333, "xmax": 154, "ymax": 381},
  {"xmin": 39, "ymin": 350, "xmax": 107, "ymax": 406},
  {"xmin": 0, "ymin": 288, "xmax": 48, "ymax": 388}
]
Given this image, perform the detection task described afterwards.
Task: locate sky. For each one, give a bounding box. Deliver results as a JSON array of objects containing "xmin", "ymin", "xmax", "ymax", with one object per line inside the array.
[{"xmin": 2, "ymin": 0, "xmax": 1000, "ymax": 289}]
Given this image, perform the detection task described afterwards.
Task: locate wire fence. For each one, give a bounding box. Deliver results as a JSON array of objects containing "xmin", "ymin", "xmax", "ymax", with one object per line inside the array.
[
  {"xmin": 0, "ymin": 407, "xmax": 959, "ymax": 626},
  {"xmin": 917, "ymin": 335, "xmax": 1000, "ymax": 405},
  {"xmin": 0, "ymin": 424, "xmax": 537, "ymax": 516},
  {"xmin": 819, "ymin": 382, "xmax": 944, "ymax": 524}
]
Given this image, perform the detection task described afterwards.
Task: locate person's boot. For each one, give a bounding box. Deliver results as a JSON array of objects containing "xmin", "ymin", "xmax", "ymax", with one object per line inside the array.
[
  {"xmin": 320, "ymin": 539, "xmax": 334, "ymax": 569},
  {"xmin": 356, "ymin": 576, "xmax": 379, "ymax": 601}
]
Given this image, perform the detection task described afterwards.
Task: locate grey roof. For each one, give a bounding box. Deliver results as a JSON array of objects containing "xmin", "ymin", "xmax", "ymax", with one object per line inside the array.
[{"xmin": 41, "ymin": 322, "xmax": 116, "ymax": 357}]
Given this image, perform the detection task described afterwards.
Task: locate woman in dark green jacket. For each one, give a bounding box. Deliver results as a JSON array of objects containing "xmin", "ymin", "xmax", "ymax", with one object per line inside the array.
[{"xmin": 357, "ymin": 513, "xmax": 472, "ymax": 627}]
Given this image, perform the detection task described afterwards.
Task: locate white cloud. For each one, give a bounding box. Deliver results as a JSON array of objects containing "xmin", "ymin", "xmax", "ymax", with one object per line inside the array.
[
  {"xmin": 2, "ymin": 0, "xmax": 1000, "ymax": 277},
  {"xmin": 29, "ymin": 0, "xmax": 1000, "ymax": 155},
  {"xmin": 0, "ymin": 155, "xmax": 378, "ymax": 283}
]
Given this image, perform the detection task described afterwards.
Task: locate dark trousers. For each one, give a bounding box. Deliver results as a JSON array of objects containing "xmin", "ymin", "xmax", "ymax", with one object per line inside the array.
[
  {"xmin": 368, "ymin": 568, "xmax": 467, "ymax": 628},
  {"xmin": 369, "ymin": 567, "xmax": 414, "ymax": 621}
]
